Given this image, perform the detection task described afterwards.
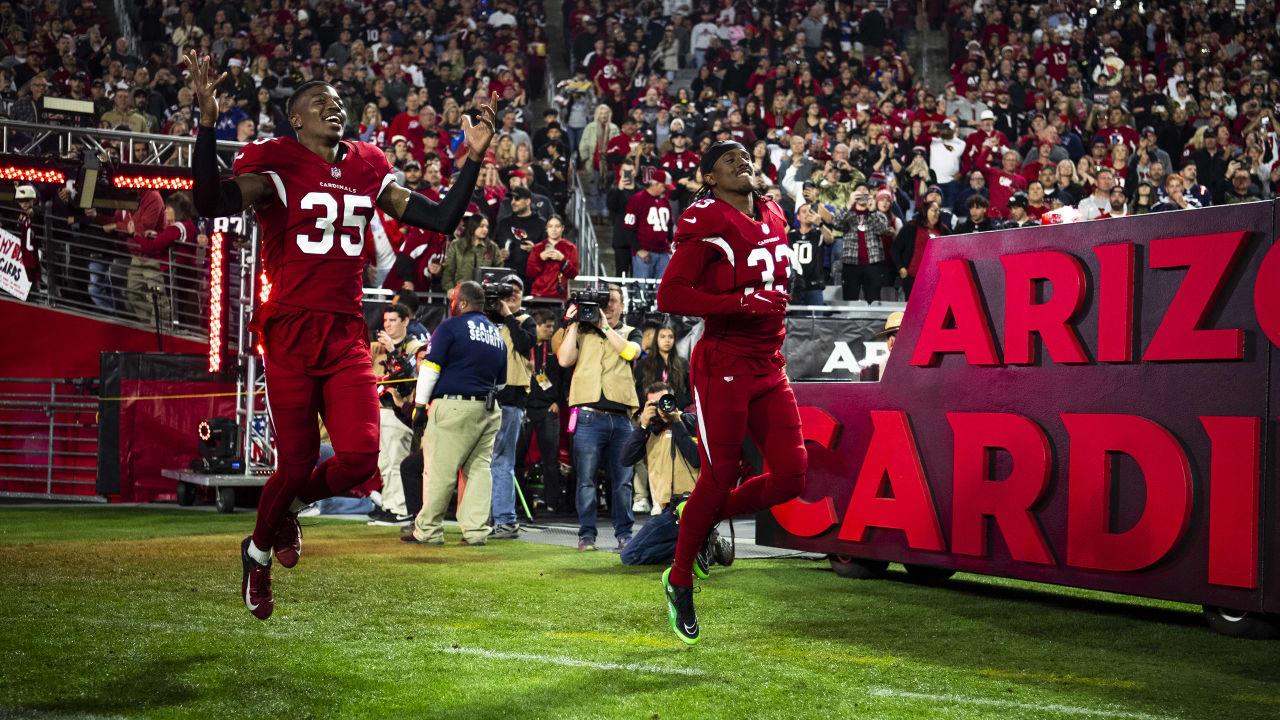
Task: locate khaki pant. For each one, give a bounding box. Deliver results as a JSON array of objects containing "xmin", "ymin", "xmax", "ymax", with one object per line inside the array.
[
  {"xmin": 413, "ymin": 398, "xmax": 502, "ymax": 544},
  {"xmin": 377, "ymin": 406, "xmax": 412, "ymax": 515},
  {"xmin": 632, "ymin": 460, "xmax": 650, "ymax": 502},
  {"xmin": 125, "ymin": 257, "xmax": 170, "ymax": 326}
]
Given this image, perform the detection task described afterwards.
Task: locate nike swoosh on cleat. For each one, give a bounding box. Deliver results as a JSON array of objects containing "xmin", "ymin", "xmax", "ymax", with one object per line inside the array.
[
  {"xmin": 682, "ymin": 620, "xmax": 698, "ymax": 635},
  {"xmin": 245, "ymin": 582, "xmax": 258, "ymax": 612}
]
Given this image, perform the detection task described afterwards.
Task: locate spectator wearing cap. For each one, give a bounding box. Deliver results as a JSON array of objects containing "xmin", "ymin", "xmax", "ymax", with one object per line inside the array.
[
  {"xmin": 1002, "ymin": 193, "xmax": 1037, "ymax": 228},
  {"xmin": 872, "ymin": 312, "xmax": 903, "ymax": 380},
  {"xmin": 622, "ymin": 170, "xmax": 675, "ymax": 280},
  {"xmin": 1178, "ymin": 164, "xmax": 1213, "ymax": 208},
  {"xmin": 220, "ymin": 56, "xmax": 255, "ymax": 107},
  {"xmin": 211, "ymin": 91, "xmax": 248, "ymax": 142},
  {"xmin": 962, "ymin": 109, "xmax": 1009, "ymax": 175},
  {"xmin": 497, "ymin": 172, "xmax": 555, "ymax": 224},
  {"xmin": 921, "ymin": 184, "xmax": 959, "ymax": 230},
  {"xmin": 494, "ymin": 186, "xmax": 546, "ymax": 290},
  {"xmin": 929, "ymin": 120, "xmax": 966, "ymax": 210},
  {"xmin": 661, "ymin": 129, "xmax": 701, "ymax": 211},
  {"xmin": 955, "ymin": 194, "xmax": 997, "ymax": 234},
  {"xmin": 1097, "ymin": 186, "xmax": 1131, "ymax": 219},
  {"xmin": 1131, "ymin": 74, "xmax": 1169, "ymax": 131},
  {"xmin": 1190, "ymin": 133, "xmax": 1232, "ymax": 204},
  {"xmin": 14, "ymin": 184, "xmax": 40, "ymax": 290},
  {"xmin": 488, "ymin": 273, "xmax": 537, "ymax": 540}
]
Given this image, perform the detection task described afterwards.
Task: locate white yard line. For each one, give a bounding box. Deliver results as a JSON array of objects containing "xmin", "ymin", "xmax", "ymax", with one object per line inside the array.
[
  {"xmin": 869, "ymin": 688, "xmax": 1174, "ymax": 720},
  {"xmin": 440, "ymin": 646, "xmax": 705, "ymax": 676}
]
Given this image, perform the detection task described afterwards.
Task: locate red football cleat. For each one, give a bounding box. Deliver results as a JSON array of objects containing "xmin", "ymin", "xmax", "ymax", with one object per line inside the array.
[
  {"xmin": 274, "ymin": 512, "xmax": 301, "ymax": 569},
  {"xmin": 240, "ymin": 536, "xmax": 274, "ymax": 620}
]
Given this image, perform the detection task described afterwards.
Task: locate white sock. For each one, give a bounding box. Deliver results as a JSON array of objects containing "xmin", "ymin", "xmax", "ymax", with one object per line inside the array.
[
  {"xmin": 247, "ymin": 539, "xmax": 272, "ymax": 565},
  {"xmin": 288, "ymin": 498, "xmax": 308, "ymax": 514}
]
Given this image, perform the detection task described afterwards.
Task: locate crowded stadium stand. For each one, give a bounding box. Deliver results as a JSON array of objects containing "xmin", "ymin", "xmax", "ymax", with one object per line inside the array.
[{"xmin": 2, "ymin": 0, "xmax": 1279, "ymax": 502}]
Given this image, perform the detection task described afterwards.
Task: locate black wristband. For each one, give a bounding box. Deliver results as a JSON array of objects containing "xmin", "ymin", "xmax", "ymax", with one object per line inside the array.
[
  {"xmin": 193, "ymin": 126, "xmax": 242, "ymax": 217},
  {"xmin": 401, "ymin": 156, "xmax": 481, "ymax": 234}
]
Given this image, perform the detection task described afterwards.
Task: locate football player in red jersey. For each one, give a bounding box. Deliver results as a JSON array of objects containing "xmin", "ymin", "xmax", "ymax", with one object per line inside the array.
[
  {"xmin": 186, "ymin": 52, "xmax": 494, "ymax": 619},
  {"xmin": 655, "ymin": 141, "xmax": 808, "ymax": 644}
]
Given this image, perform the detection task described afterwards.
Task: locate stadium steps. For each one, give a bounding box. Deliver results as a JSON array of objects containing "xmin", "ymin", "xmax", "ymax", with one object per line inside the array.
[{"xmin": 914, "ymin": 27, "xmax": 951, "ymax": 93}]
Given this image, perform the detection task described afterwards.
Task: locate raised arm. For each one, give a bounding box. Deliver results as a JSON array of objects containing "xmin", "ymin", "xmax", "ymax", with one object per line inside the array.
[
  {"xmin": 378, "ymin": 103, "xmax": 494, "ymax": 234},
  {"xmin": 187, "ymin": 51, "xmax": 273, "ymax": 216}
]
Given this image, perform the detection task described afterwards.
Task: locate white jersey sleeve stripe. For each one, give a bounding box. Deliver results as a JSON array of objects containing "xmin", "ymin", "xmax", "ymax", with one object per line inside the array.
[
  {"xmin": 701, "ymin": 236, "xmax": 734, "ymax": 267},
  {"xmin": 262, "ymin": 170, "xmax": 287, "ymax": 207}
]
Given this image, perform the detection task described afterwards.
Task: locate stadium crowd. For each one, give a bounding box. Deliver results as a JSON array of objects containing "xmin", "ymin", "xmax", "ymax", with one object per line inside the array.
[{"xmin": 4, "ymin": 0, "xmax": 1280, "ymax": 546}]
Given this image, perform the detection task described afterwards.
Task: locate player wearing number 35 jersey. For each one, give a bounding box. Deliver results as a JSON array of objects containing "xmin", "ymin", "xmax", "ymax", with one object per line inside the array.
[
  {"xmin": 186, "ymin": 51, "xmax": 496, "ymax": 620},
  {"xmin": 655, "ymin": 141, "xmax": 808, "ymax": 645}
]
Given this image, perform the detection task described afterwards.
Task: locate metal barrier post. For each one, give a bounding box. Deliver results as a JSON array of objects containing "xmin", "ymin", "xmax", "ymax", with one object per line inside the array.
[{"xmin": 45, "ymin": 381, "xmax": 54, "ymax": 495}]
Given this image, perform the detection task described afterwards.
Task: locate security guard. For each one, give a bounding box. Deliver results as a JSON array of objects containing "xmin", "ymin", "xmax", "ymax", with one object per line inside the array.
[{"xmin": 403, "ymin": 281, "xmax": 507, "ymax": 546}]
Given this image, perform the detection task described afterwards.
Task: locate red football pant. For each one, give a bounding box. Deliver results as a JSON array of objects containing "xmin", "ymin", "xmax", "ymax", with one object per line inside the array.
[
  {"xmin": 250, "ymin": 314, "xmax": 380, "ymax": 552},
  {"xmin": 670, "ymin": 365, "xmax": 807, "ymax": 587}
]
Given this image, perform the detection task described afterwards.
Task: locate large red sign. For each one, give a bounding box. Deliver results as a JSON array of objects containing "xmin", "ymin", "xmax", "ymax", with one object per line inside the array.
[{"xmin": 758, "ymin": 201, "xmax": 1280, "ymax": 614}]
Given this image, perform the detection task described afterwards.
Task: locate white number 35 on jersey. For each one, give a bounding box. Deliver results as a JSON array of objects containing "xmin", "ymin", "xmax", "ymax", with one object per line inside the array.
[{"xmin": 296, "ymin": 191, "xmax": 372, "ymax": 256}]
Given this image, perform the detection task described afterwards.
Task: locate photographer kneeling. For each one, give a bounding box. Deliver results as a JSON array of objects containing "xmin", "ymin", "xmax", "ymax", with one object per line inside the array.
[{"xmin": 620, "ymin": 383, "xmax": 733, "ymax": 569}]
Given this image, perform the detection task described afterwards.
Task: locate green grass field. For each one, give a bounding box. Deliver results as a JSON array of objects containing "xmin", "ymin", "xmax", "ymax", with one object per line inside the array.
[{"xmin": 2, "ymin": 507, "xmax": 1278, "ymax": 720}]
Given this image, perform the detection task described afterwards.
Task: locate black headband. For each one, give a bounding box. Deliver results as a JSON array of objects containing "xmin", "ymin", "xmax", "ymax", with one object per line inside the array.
[{"xmin": 699, "ymin": 140, "xmax": 747, "ymax": 175}]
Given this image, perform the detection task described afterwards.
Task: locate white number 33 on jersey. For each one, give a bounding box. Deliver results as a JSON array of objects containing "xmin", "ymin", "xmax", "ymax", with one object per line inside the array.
[{"xmin": 744, "ymin": 245, "xmax": 796, "ymax": 294}]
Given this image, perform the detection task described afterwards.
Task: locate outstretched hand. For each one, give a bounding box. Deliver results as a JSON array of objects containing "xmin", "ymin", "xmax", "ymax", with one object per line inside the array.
[
  {"xmin": 463, "ymin": 103, "xmax": 497, "ymax": 162},
  {"xmin": 184, "ymin": 50, "xmax": 226, "ymax": 128}
]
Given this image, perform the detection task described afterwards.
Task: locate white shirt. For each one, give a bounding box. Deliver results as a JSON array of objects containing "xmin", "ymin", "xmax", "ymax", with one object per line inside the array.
[
  {"xmin": 1077, "ymin": 192, "xmax": 1111, "ymax": 220},
  {"xmin": 929, "ymin": 136, "xmax": 965, "ymax": 184},
  {"xmin": 691, "ymin": 22, "xmax": 719, "ymax": 50}
]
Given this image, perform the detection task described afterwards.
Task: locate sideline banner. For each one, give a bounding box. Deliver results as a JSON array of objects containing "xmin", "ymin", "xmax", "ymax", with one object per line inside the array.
[
  {"xmin": 0, "ymin": 228, "xmax": 31, "ymax": 301},
  {"xmin": 783, "ymin": 316, "xmax": 886, "ymax": 381},
  {"xmin": 757, "ymin": 200, "xmax": 1280, "ymax": 615}
]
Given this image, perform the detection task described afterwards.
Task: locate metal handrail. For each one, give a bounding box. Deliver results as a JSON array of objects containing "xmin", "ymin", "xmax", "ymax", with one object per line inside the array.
[
  {"xmin": 0, "ymin": 118, "xmax": 247, "ymax": 169},
  {"xmin": 0, "ymin": 378, "xmax": 102, "ymax": 502}
]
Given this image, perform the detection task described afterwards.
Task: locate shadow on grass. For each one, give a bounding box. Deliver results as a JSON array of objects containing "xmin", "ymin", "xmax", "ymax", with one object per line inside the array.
[
  {"xmin": 16, "ymin": 654, "xmax": 216, "ymax": 715},
  {"xmin": 871, "ymin": 568, "xmax": 1205, "ymax": 629}
]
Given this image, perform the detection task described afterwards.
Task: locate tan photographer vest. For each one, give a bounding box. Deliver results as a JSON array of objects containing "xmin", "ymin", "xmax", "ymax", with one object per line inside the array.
[
  {"xmin": 567, "ymin": 322, "xmax": 640, "ymax": 412},
  {"xmin": 500, "ymin": 312, "xmax": 533, "ymax": 389},
  {"xmin": 645, "ymin": 426, "xmax": 699, "ymax": 500}
]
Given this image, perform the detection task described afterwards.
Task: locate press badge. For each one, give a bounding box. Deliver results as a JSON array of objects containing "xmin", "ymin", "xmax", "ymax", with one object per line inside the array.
[{"xmin": 535, "ymin": 372, "xmax": 552, "ymax": 391}]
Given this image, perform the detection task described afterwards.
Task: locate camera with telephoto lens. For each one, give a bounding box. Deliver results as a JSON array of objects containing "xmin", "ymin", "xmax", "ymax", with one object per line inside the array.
[
  {"xmin": 379, "ymin": 351, "xmax": 416, "ymax": 408},
  {"xmin": 569, "ymin": 286, "xmax": 611, "ymax": 326},
  {"xmin": 647, "ymin": 393, "xmax": 679, "ymax": 431}
]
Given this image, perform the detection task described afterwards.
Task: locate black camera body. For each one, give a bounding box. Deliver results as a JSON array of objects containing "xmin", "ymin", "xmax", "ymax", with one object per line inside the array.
[
  {"xmin": 569, "ymin": 287, "xmax": 611, "ymax": 325},
  {"xmin": 647, "ymin": 393, "xmax": 679, "ymax": 431},
  {"xmin": 379, "ymin": 351, "xmax": 416, "ymax": 407},
  {"xmin": 475, "ymin": 266, "xmax": 520, "ymax": 321}
]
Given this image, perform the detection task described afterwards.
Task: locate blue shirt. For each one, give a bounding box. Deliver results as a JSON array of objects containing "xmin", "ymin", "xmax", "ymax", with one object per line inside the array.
[{"xmin": 423, "ymin": 311, "xmax": 507, "ymax": 400}]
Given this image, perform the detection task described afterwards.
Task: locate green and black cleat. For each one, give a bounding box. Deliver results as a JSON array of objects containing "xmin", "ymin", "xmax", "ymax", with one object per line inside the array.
[{"xmin": 662, "ymin": 567, "xmax": 700, "ymax": 645}]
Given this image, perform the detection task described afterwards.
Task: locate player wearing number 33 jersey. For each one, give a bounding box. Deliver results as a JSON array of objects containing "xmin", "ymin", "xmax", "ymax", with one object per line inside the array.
[
  {"xmin": 655, "ymin": 141, "xmax": 807, "ymax": 645},
  {"xmin": 188, "ymin": 51, "xmax": 498, "ymax": 621}
]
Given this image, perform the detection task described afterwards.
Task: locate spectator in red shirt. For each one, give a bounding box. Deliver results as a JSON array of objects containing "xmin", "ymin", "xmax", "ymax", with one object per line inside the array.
[
  {"xmin": 962, "ymin": 110, "xmax": 1010, "ymax": 173},
  {"xmin": 622, "ymin": 171, "xmax": 675, "ymax": 280},
  {"xmin": 526, "ymin": 216, "xmax": 579, "ymax": 299},
  {"xmin": 120, "ymin": 189, "xmax": 169, "ymax": 325},
  {"xmin": 982, "ymin": 150, "xmax": 1029, "ymax": 219}
]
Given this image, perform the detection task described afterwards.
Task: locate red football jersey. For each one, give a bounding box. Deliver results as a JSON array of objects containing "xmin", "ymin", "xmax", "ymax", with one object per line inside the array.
[
  {"xmin": 623, "ymin": 190, "xmax": 674, "ymax": 252},
  {"xmin": 233, "ymin": 136, "xmax": 394, "ymax": 317},
  {"xmin": 664, "ymin": 195, "xmax": 793, "ymax": 373}
]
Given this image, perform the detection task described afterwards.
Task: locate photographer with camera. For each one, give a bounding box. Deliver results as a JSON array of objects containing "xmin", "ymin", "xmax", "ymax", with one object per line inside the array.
[
  {"xmin": 403, "ymin": 281, "xmax": 507, "ymax": 546},
  {"xmin": 623, "ymin": 383, "xmax": 697, "ymax": 515},
  {"xmin": 369, "ymin": 303, "xmax": 425, "ymax": 525},
  {"xmin": 556, "ymin": 285, "xmax": 642, "ymax": 551},
  {"xmin": 485, "ymin": 274, "xmax": 537, "ymax": 540}
]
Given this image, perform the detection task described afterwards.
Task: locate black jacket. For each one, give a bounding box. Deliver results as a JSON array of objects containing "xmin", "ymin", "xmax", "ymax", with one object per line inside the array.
[
  {"xmin": 621, "ymin": 412, "xmax": 700, "ymax": 469},
  {"xmin": 526, "ymin": 338, "xmax": 566, "ymax": 411},
  {"xmin": 890, "ymin": 220, "xmax": 948, "ymax": 274},
  {"xmin": 954, "ymin": 216, "xmax": 999, "ymax": 234}
]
